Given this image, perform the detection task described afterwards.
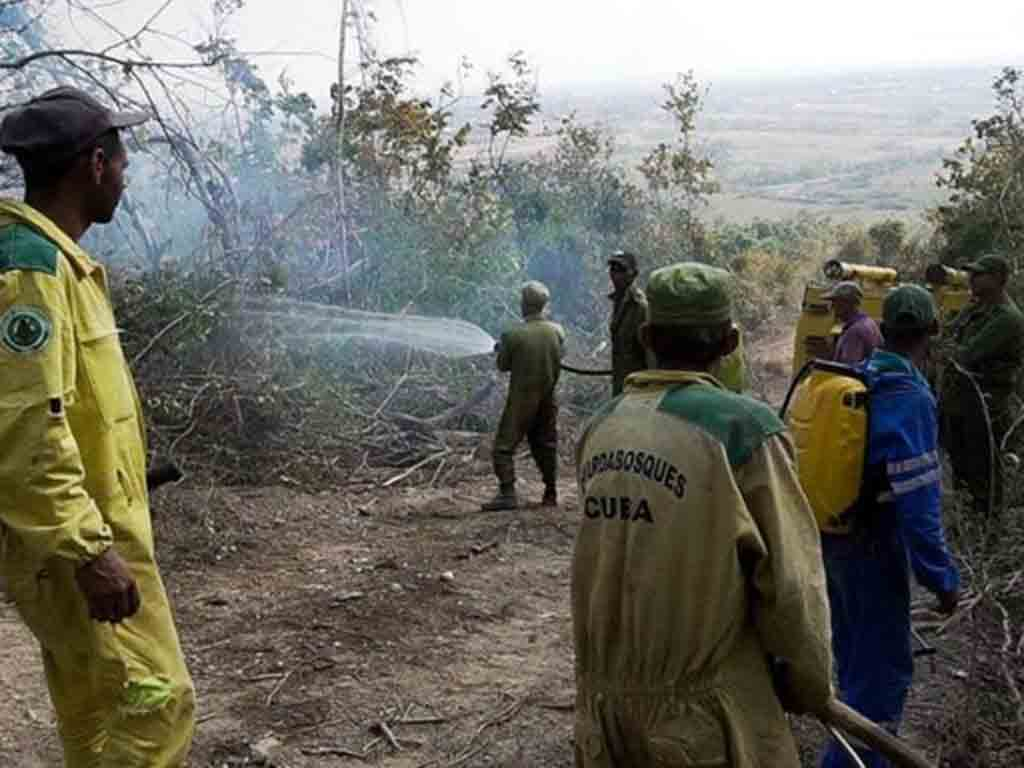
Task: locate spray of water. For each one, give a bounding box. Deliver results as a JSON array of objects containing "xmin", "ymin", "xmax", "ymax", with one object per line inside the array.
[{"xmin": 242, "ymin": 297, "xmax": 497, "ymax": 358}]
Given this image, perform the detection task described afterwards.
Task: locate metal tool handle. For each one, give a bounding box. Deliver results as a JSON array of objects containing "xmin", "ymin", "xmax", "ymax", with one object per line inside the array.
[{"xmin": 818, "ymin": 699, "xmax": 935, "ymax": 768}]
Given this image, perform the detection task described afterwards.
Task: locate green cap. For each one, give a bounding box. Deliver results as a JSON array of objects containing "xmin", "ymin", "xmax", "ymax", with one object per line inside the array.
[
  {"xmin": 646, "ymin": 262, "xmax": 733, "ymax": 327},
  {"xmin": 521, "ymin": 280, "xmax": 550, "ymax": 311},
  {"xmin": 963, "ymin": 254, "xmax": 1010, "ymax": 277},
  {"xmin": 882, "ymin": 284, "xmax": 937, "ymax": 330}
]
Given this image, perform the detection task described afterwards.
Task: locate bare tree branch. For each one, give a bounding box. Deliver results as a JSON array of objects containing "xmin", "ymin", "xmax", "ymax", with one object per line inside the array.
[{"xmin": 0, "ymin": 48, "xmax": 224, "ymax": 71}]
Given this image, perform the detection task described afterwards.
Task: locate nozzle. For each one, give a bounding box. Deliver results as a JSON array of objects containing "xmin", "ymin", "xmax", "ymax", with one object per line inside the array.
[
  {"xmin": 926, "ymin": 263, "xmax": 969, "ymax": 288},
  {"xmin": 823, "ymin": 259, "xmax": 898, "ymax": 283}
]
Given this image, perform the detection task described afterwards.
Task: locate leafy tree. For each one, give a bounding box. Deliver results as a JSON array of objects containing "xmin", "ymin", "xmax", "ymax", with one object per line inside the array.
[
  {"xmin": 868, "ymin": 219, "xmax": 907, "ymax": 266},
  {"xmin": 638, "ymin": 72, "xmax": 719, "ymax": 258},
  {"xmin": 932, "ymin": 67, "xmax": 1024, "ymax": 265}
]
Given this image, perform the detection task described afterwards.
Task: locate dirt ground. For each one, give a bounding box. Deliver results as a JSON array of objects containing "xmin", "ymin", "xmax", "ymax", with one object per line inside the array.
[
  {"xmin": 0, "ymin": 337, "xmax": 981, "ymax": 767},
  {"xmin": 0, "ymin": 464, "xmax": 971, "ymax": 768}
]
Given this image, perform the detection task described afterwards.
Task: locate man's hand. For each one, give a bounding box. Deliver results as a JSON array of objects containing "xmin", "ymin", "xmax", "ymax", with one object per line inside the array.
[
  {"xmin": 937, "ymin": 588, "xmax": 960, "ymax": 616},
  {"xmin": 75, "ymin": 548, "xmax": 140, "ymax": 623}
]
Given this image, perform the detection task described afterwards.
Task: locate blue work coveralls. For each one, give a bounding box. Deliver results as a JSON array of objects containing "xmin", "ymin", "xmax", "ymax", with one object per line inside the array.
[{"xmin": 821, "ymin": 350, "xmax": 960, "ymax": 768}]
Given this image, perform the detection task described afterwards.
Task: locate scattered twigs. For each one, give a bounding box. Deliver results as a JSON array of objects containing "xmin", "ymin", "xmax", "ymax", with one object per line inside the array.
[
  {"xmin": 423, "ymin": 694, "xmax": 529, "ymax": 768},
  {"xmin": 382, "ymin": 449, "xmax": 450, "ymax": 488},
  {"xmin": 301, "ymin": 744, "xmax": 368, "ymax": 759},
  {"xmin": 266, "ymin": 669, "xmax": 294, "ymax": 707},
  {"xmin": 992, "ymin": 596, "xmax": 1024, "ymax": 726},
  {"xmin": 371, "ymin": 720, "xmax": 403, "ymax": 751}
]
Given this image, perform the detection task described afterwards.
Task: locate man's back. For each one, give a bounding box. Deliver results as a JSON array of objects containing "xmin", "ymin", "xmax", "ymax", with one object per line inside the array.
[
  {"xmin": 573, "ymin": 371, "xmax": 832, "ymax": 766},
  {"xmin": 497, "ymin": 315, "xmax": 565, "ymax": 397}
]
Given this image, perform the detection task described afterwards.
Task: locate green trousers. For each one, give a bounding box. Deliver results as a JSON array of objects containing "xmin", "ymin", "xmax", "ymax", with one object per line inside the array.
[
  {"xmin": 493, "ymin": 392, "xmax": 558, "ymax": 488},
  {"xmin": 942, "ymin": 386, "xmax": 1013, "ymax": 515}
]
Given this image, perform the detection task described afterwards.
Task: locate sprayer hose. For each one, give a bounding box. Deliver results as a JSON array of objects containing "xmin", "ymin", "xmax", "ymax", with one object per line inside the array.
[{"xmin": 561, "ymin": 362, "xmax": 614, "ymax": 376}]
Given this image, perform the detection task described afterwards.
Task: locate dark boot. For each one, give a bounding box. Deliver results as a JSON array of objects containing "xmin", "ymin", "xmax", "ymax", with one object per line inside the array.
[
  {"xmin": 541, "ymin": 485, "xmax": 558, "ymax": 507},
  {"xmin": 481, "ymin": 483, "xmax": 518, "ymax": 511}
]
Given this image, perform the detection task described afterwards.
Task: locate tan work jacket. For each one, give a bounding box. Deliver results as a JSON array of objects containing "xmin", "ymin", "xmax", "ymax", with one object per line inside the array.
[{"xmin": 573, "ymin": 370, "xmax": 832, "ymax": 766}]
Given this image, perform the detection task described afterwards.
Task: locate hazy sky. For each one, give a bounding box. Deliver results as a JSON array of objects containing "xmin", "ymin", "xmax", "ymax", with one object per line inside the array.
[
  {"xmin": 50, "ymin": 0, "xmax": 1024, "ymax": 102},
  {"xmin": 226, "ymin": 0, "xmax": 1023, "ymax": 99}
]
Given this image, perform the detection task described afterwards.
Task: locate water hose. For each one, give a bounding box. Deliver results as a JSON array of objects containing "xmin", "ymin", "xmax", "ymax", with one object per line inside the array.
[{"xmin": 560, "ymin": 361, "xmax": 613, "ymax": 376}]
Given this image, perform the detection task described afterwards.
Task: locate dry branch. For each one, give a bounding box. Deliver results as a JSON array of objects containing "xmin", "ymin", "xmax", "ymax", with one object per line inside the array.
[{"xmin": 391, "ymin": 377, "xmax": 497, "ymax": 430}]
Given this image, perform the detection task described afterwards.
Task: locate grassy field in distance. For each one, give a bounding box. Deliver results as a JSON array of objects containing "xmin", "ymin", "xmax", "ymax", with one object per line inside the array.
[{"xmin": 454, "ymin": 64, "xmax": 1003, "ymax": 223}]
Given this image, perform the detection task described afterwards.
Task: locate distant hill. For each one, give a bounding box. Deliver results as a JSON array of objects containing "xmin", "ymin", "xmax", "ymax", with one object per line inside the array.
[{"xmin": 455, "ymin": 65, "xmax": 1003, "ymax": 223}]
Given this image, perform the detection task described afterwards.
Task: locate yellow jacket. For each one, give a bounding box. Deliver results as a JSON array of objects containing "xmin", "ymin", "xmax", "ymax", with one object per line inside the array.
[
  {"xmin": 0, "ymin": 199, "xmax": 148, "ymax": 570},
  {"xmin": 573, "ymin": 370, "xmax": 832, "ymax": 766}
]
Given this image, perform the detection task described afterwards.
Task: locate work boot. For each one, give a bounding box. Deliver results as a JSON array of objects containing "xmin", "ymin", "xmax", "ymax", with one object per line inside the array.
[
  {"xmin": 541, "ymin": 486, "xmax": 558, "ymax": 507},
  {"xmin": 481, "ymin": 484, "xmax": 518, "ymax": 511}
]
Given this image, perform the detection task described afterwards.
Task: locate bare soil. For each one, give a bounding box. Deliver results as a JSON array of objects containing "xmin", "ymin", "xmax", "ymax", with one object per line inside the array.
[
  {"xmin": 0, "ymin": 461, "xmax": 974, "ymax": 768},
  {"xmin": 0, "ymin": 344, "xmax": 993, "ymax": 766}
]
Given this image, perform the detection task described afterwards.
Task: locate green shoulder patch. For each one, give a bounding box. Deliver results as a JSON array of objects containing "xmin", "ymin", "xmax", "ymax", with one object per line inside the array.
[
  {"xmin": 0, "ymin": 224, "xmax": 59, "ymax": 276},
  {"xmin": 1, "ymin": 305, "xmax": 52, "ymax": 354},
  {"xmin": 658, "ymin": 383, "xmax": 785, "ymax": 467}
]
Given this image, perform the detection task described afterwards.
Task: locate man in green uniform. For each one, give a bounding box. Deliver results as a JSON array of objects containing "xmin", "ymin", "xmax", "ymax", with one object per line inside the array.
[
  {"xmin": 572, "ymin": 263, "xmax": 833, "ymax": 767},
  {"xmin": 608, "ymin": 250, "xmax": 648, "ymax": 396},
  {"xmin": 0, "ymin": 88, "xmax": 194, "ymax": 766},
  {"xmin": 482, "ymin": 281, "xmax": 566, "ymax": 511},
  {"xmin": 940, "ymin": 254, "xmax": 1024, "ymax": 516}
]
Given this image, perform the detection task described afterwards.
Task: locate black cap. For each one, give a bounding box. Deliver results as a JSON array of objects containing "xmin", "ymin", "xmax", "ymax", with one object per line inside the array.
[
  {"xmin": 608, "ymin": 250, "xmax": 638, "ymax": 272},
  {"xmin": 0, "ymin": 87, "xmax": 149, "ymax": 159}
]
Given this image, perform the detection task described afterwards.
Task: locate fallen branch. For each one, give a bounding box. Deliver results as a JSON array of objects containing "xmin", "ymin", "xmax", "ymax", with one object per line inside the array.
[
  {"xmin": 392, "ymin": 377, "xmax": 497, "ymax": 430},
  {"xmin": 382, "ymin": 449, "xmax": 450, "ymax": 488},
  {"xmin": 301, "ymin": 745, "xmax": 367, "ymax": 759}
]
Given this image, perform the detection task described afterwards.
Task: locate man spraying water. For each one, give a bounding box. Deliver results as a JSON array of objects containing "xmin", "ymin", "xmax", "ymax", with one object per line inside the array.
[{"xmin": 481, "ymin": 281, "xmax": 566, "ymax": 511}]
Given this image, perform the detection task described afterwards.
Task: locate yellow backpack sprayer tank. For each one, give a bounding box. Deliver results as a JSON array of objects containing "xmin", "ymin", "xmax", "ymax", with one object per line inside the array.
[{"xmin": 791, "ymin": 260, "xmax": 971, "ymax": 378}]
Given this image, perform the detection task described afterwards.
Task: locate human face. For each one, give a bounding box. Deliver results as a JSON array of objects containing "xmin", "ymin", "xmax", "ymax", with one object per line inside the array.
[
  {"xmin": 87, "ymin": 139, "xmax": 128, "ymax": 224},
  {"xmin": 830, "ymin": 296, "xmax": 857, "ymax": 323},
  {"xmin": 609, "ymin": 262, "xmax": 632, "ymax": 293},
  {"xmin": 969, "ymin": 271, "xmax": 1002, "ymax": 303}
]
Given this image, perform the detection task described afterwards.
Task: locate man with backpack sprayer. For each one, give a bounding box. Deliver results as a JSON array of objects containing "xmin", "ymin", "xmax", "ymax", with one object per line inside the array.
[
  {"xmin": 817, "ymin": 286, "xmax": 960, "ymax": 768},
  {"xmin": 823, "ymin": 280, "xmax": 883, "ymax": 365}
]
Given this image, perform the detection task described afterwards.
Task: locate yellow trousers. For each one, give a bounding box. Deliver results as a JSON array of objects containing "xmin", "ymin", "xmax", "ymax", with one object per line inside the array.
[{"xmin": 5, "ymin": 547, "xmax": 194, "ymax": 767}]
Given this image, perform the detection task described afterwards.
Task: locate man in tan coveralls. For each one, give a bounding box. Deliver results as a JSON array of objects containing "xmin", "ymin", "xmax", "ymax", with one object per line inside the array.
[
  {"xmin": 481, "ymin": 281, "xmax": 566, "ymax": 511},
  {"xmin": 572, "ymin": 262, "xmax": 833, "ymax": 766}
]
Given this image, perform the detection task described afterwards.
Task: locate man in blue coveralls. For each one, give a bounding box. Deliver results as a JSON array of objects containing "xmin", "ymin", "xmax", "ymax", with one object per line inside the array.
[{"xmin": 821, "ymin": 285, "xmax": 961, "ymax": 768}]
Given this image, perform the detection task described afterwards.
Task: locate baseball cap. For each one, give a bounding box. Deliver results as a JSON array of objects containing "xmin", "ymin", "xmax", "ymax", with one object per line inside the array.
[
  {"xmin": 822, "ymin": 281, "xmax": 864, "ymax": 302},
  {"xmin": 882, "ymin": 284, "xmax": 937, "ymax": 331},
  {"xmin": 963, "ymin": 254, "xmax": 1010, "ymax": 277},
  {"xmin": 0, "ymin": 87, "xmax": 150, "ymax": 161},
  {"xmin": 646, "ymin": 262, "xmax": 732, "ymax": 327},
  {"xmin": 608, "ymin": 250, "xmax": 638, "ymax": 272},
  {"xmin": 521, "ymin": 280, "xmax": 550, "ymax": 310}
]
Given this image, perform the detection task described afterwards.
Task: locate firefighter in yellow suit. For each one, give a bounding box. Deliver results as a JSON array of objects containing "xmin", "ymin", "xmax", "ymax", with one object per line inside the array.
[
  {"xmin": 572, "ymin": 262, "xmax": 833, "ymax": 766},
  {"xmin": 0, "ymin": 88, "xmax": 194, "ymax": 766}
]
